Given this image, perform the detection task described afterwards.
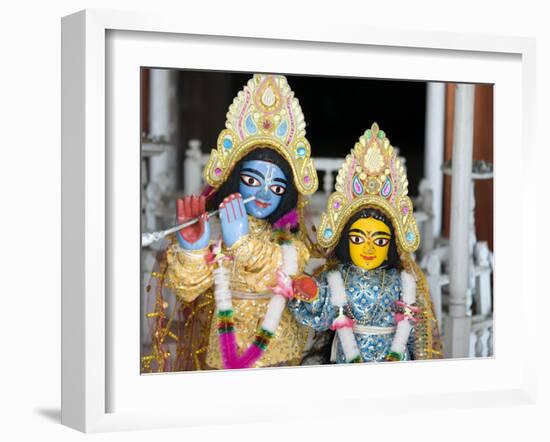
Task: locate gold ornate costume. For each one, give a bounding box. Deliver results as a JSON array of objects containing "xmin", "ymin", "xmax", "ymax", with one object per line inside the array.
[
  {"xmin": 143, "ymin": 74, "xmax": 318, "ymax": 372},
  {"xmin": 164, "ymin": 217, "xmax": 310, "ymax": 368}
]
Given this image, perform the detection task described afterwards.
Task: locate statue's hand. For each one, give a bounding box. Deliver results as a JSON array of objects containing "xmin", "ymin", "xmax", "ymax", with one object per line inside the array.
[
  {"xmin": 292, "ymin": 275, "xmax": 319, "ymax": 302},
  {"xmin": 176, "ymin": 195, "xmax": 210, "ymax": 250},
  {"xmin": 219, "ymin": 193, "xmax": 249, "ymax": 248}
]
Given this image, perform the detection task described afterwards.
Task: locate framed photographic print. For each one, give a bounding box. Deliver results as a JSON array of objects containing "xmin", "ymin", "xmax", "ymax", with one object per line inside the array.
[{"xmin": 61, "ymin": 8, "xmax": 537, "ymax": 433}]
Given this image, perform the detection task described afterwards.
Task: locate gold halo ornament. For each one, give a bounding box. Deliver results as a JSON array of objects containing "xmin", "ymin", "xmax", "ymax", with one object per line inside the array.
[
  {"xmin": 317, "ymin": 122, "xmax": 420, "ymax": 253},
  {"xmin": 204, "ymin": 74, "xmax": 319, "ymax": 196}
]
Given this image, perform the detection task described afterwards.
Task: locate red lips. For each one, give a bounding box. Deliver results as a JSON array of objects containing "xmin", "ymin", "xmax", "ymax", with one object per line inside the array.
[
  {"xmin": 361, "ymin": 254, "xmax": 376, "ymax": 261},
  {"xmin": 255, "ymin": 200, "xmax": 271, "ymax": 208}
]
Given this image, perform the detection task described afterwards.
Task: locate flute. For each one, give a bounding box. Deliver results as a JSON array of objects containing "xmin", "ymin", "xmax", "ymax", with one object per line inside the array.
[{"xmin": 141, "ymin": 195, "xmax": 256, "ymax": 247}]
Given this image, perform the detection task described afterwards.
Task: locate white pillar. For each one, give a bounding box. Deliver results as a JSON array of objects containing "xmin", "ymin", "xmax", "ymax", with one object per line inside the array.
[
  {"xmin": 184, "ymin": 139, "xmax": 204, "ymax": 196},
  {"xmin": 445, "ymin": 84, "xmax": 475, "ymax": 358},
  {"xmin": 149, "ymin": 69, "xmax": 178, "ymax": 195},
  {"xmin": 424, "ymin": 82, "xmax": 446, "ymax": 236},
  {"xmin": 142, "ymin": 70, "xmax": 179, "ymax": 348},
  {"xmin": 424, "ymin": 253, "xmax": 443, "ymax": 333}
]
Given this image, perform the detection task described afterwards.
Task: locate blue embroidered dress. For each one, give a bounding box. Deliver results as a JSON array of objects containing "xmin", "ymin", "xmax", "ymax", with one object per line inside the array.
[{"xmin": 289, "ymin": 264, "xmax": 411, "ymax": 362}]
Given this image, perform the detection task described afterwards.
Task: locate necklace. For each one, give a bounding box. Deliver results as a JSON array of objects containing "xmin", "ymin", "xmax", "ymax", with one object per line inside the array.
[{"xmin": 343, "ymin": 266, "xmax": 389, "ymax": 325}]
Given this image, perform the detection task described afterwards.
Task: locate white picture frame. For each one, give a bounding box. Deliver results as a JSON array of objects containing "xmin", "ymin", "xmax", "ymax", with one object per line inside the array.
[{"xmin": 61, "ymin": 9, "xmax": 537, "ymax": 433}]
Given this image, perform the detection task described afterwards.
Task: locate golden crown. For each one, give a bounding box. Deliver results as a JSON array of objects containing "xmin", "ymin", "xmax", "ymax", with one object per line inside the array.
[
  {"xmin": 317, "ymin": 123, "xmax": 420, "ymax": 253},
  {"xmin": 203, "ymin": 74, "xmax": 318, "ymax": 195}
]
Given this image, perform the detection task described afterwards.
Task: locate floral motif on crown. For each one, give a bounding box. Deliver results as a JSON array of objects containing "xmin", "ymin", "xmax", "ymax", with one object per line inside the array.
[
  {"xmin": 317, "ymin": 123, "xmax": 420, "ymax": 253},
  {"xmin": 203, "ymin": 74, "xmax": 318, "ymax": 196}
]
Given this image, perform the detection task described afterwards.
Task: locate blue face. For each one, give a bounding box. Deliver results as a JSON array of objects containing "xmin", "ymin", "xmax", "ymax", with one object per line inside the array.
[{"xmin": 239, "ymin": 160, "xmax": 288, "ymax": 219}]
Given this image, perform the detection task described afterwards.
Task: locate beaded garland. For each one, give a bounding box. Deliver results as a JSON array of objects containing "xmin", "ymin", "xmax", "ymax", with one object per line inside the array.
[{"xmin": 217, "ymin": 308, "xmax": 276, "ymax": 369}]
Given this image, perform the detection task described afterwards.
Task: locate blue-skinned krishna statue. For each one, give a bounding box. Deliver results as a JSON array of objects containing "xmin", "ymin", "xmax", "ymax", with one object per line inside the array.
[{"xmin": 145, "ymin": 74, "xmax": 319, "ymax": 371}]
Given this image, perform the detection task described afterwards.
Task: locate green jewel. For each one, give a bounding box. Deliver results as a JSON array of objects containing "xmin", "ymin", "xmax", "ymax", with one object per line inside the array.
[
  {"xmin": 386, "ymin": 351, "xmax": 403, "ymax": 361},
  {"xmin": 218, "ymin": 326, "xmax": 235, "ymax": 334},
  {"xmin": 259, "ymin": 328, "xmax": 275, "ymax": 338},
  {"xmin": 377, "ymin": 130, "xmax": 385, "ymax": 140},
  {"xmin": 218, "ymin": 310, "xmax": 234, "ymax": 318}
]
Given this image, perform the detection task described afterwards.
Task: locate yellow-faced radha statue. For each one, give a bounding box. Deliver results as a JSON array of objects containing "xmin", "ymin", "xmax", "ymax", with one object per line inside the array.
[{"xmin": 289, "ymin": 123, "xmax": 442, "ymax": 362}]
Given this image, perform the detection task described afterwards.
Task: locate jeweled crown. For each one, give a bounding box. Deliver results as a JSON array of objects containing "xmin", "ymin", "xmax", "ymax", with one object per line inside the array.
[
  {"xmin": 317, "ymin": 123, "xmax": 420, "ymax": 253},
  {"xmin": 204, "ymin": 74, "xmax": 318, "ymax": 195}
]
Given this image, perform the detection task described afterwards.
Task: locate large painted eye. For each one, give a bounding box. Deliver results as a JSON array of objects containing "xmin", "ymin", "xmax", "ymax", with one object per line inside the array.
[
  {"xmin": 270, "ymin": 184, "xmax": 287, "ymax": 196},
  {"xmin": 373, "ymin": 237, "xmax": 390, "ymax": 247},
  {"xmin": 349, "ymin": 235, "xmax": 365, "ymax": 245},
  {"xmin": 240, "ymin": 174, "xmax": 261, "ymax": 187}
]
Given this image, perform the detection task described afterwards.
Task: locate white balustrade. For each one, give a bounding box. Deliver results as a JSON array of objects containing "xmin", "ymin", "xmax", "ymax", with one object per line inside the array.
[
  {"xmin": 416, "ymin": 179, "xmax": 435, "ymax": 258},
  {"xmin": 309, "ymin": 157, "xmax": 339, "ymax": 196},
  {"xmin": 474, "ymin": 241, "xmax": 493, "ymax": 316},
  {"xmin": 423, "ymin": 238, "xmax": 494, "ymax": 358},
  {"xmin": 423, "ymin": 253, "xmax": 444, "ymax": 332},
  {"xmin": 470, "ymin": 315, "xmax": 494, "ymax": 357},
  {"xmin": 184, "ymin": 139, "xmax": 206, "ymax": 196}
]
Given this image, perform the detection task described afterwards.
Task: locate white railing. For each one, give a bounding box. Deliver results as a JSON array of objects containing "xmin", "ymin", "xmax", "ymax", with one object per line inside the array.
[
  {"xmin": 470, "ymin": 314, "xmax": 494, "ymax": 357},
  {"xmin": 421, "ymin": 239, "xmax": 493, "ymax": 357}
]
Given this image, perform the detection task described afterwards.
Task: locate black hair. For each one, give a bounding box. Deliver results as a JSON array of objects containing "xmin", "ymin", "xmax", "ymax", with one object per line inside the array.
[
  {"xmin": 206, "ymin": 147, "xmax": 298, "ymax": 226},
  {"xmin": 333, "ymin": 207, "xmax": 400, "ymax": 269}
]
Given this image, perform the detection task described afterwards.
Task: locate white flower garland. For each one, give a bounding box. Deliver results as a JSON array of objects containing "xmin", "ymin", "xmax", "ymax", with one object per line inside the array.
[
  {"xmin": 213, "ymin": 243, "xmax": 298, "ymax": 368},
  {"xmin": 390, "ymin": 271, "xmax": 416, "ymax": 355},
  {"xmin": 327, "ymin": 270, "xmax": 362, "ymax": 362}
]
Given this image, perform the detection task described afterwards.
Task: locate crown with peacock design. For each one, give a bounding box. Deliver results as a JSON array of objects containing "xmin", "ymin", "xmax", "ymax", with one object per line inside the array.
[
  {"xmin": 203, "ymin": 74, "xmax": 318, "ymax": 196},
  {"xmin": 317, "ymin": 122, "xmax": 420, "ymax": 253}
]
